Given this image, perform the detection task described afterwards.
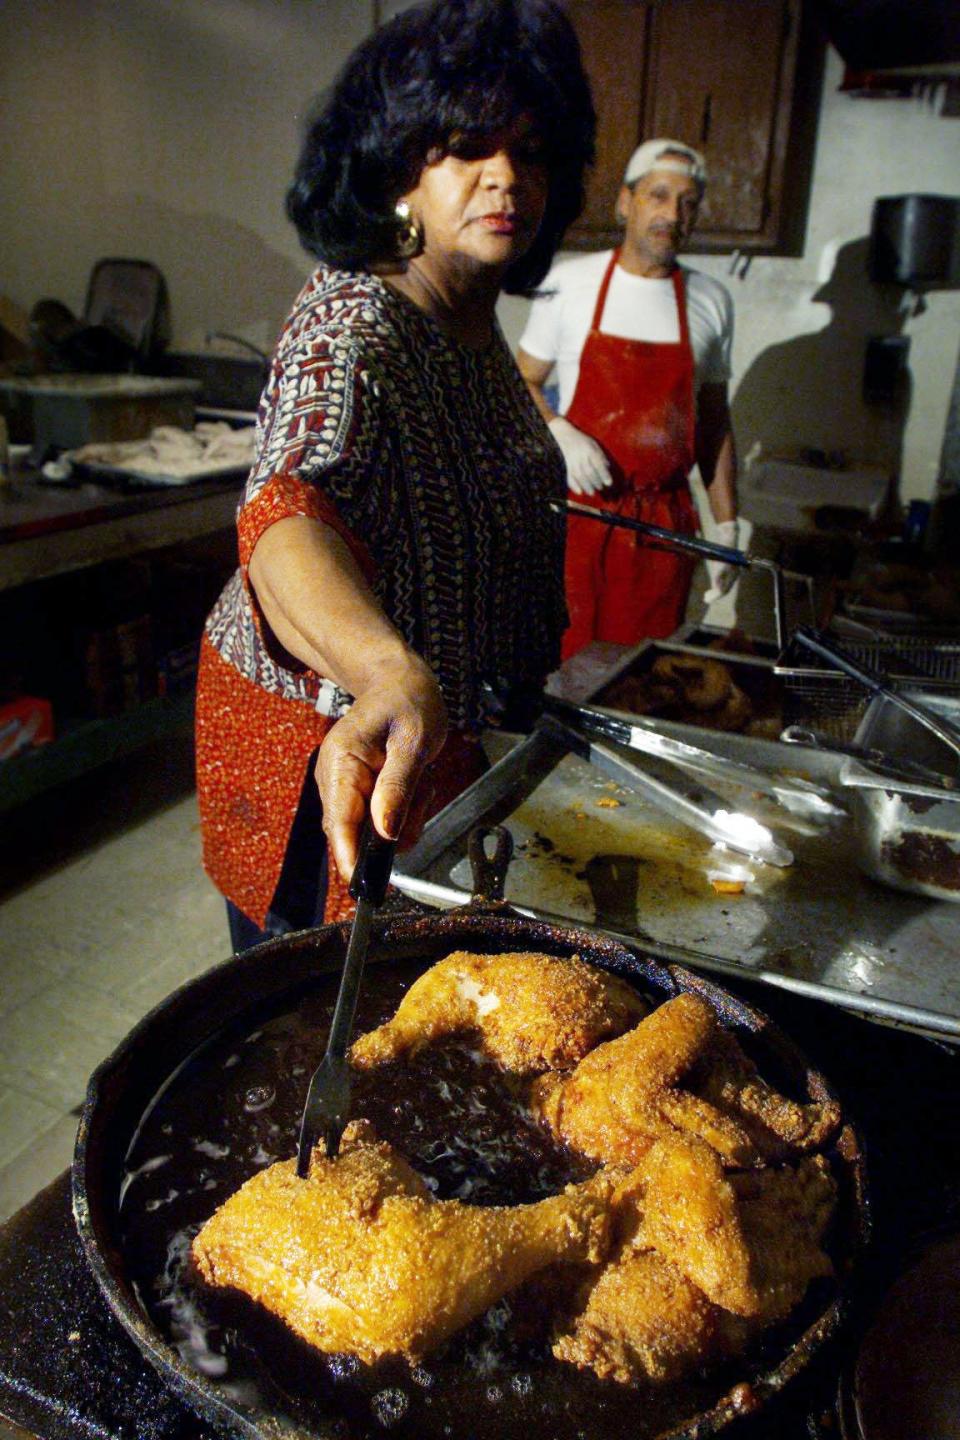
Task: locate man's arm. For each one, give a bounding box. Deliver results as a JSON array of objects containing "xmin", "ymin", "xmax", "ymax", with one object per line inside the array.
[
  {"xmin": 696, "ymin": 382, "xmax": 737, "ymax": 525},
  {"xmin": 516, "ymin": 347, "xmax": 558, "ymax": 424}
]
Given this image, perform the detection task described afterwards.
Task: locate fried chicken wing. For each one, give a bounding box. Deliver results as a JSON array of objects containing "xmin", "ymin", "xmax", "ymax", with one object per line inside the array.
[
  {"xmin": 550, "ymin": 1137, "xmax": 837, "ymax": 1384},
  {"xmin": 350, "ymin": 950, "xmax": 647, "ymax": 1074},
  {"xmin": 191, "ymin": 1121, "xmax": 613, "ymax": 1364},
  {"xmin": 552, "ymin": 1247, "xmax": 718, "ymax": 1385},
  {"xmin": 633, "ymin": 1135, "xmax": 758, "ymax": 1315},
  {"xmin": 696, "ymin": 1028, "xmax": 841, "ymax": 1159},
  {"xmin": 529, "ymin": 994, "xmax": 839, "ymax": 1168}
]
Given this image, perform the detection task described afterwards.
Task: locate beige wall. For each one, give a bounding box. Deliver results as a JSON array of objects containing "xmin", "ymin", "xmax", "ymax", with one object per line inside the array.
[
  {"xmin": 1, "ymin": 0, "xmax": 371, "ymax": 353},
  {"xmin": 2, "ymin": 8, "xmax": 958, "ymax": 499}
]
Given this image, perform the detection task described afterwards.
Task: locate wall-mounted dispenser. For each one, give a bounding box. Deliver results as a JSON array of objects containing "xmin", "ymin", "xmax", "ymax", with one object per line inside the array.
[{"xmin": 869, "ymin": 194, "xmax": 960, "ymax": 289}]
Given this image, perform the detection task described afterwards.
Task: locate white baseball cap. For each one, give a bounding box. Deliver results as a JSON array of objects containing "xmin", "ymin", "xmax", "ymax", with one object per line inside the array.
[{"xmin": 623, "ymin": 139, "xmax": 707, "ymax": 188}]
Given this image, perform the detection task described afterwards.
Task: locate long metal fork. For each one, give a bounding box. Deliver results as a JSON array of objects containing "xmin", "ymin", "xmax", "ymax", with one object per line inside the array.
[{"xmin": 295, "ymin": 820, "xmax": 395, "ymax": 1177}]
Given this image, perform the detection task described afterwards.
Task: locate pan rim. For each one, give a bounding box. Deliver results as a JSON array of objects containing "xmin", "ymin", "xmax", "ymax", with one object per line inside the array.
[{"xmin": 72, "ymin": 906, "xmax": 870, "ymax": 1440}]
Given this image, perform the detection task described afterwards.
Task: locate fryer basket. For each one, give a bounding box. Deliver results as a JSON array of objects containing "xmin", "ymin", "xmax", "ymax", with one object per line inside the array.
[{"xmin": 776, "ymin": 631, "xmax": 960, "ymax": 741}]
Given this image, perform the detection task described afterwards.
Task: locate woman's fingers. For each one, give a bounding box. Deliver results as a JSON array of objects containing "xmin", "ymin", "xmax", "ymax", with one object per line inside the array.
[
  {"xmin": 315, "ymin": 736, "xmax": 378, "ymax": 883},
  {"xmin": 316, "ymin": 661, "xmax": 448, "ymax": 882}
]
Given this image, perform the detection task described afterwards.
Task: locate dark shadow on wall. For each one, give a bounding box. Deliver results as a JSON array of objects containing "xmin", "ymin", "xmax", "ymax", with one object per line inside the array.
[
  {"xmin": 732, "ymin": 237, "xmax": 911, "ymax": 478},
  {"xmin": 74, "ymin": 193, "xmax": 309, "ymax": 351}
]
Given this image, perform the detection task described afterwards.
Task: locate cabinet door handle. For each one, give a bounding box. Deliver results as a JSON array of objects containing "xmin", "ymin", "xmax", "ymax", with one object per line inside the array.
[{"xmin": 700, "ymin": 93, "xmax": 712, "ymax": 145}]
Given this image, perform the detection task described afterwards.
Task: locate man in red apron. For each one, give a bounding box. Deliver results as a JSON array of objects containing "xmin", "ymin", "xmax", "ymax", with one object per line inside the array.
[{"xmin": 518, "ymin": 139, "xmax": 739, "ymax": 658}]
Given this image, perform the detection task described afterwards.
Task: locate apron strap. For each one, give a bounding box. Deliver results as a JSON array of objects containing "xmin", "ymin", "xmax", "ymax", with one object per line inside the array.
[
  {"xmin": 589, "ymin": 250, "xmax": 621, "ymax": 333},
  {"xmin": 672, "ymin": 267, "xmax": 691, "ymax": 351}
]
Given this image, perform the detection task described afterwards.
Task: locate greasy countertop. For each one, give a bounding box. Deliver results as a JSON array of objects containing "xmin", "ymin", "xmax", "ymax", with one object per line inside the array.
[
  {"xmin": 0, "ymin": 461, "xmax": 240, "ymax": 544},
  {"xmin": 395, "ymin": 641, "xmax": 960, "ymax": 1040}
]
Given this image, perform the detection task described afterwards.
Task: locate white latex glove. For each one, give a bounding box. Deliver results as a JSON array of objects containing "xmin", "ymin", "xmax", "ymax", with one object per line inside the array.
[
  {"xmin": 548, "ymin": 416, "xmax": 613, "ymax": 496},
  {"xmin": 704, "ymin": 519, "xmax": 741, "ymax": 604}
]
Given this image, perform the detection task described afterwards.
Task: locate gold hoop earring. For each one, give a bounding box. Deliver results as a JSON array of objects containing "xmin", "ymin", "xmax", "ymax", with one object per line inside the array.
[{"xmin": 394, "ymin": 200, "xmax": 424, "ymax": 260}]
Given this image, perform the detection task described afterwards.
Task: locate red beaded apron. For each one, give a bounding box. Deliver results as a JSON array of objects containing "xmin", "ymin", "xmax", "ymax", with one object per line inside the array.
[
  {"xmin": 561, "ymin": 254, "xmax": 697, "ymax": 659},
  {"xmin": 195, "ymin": 638, "xmax": 485, "ymax": 926}
]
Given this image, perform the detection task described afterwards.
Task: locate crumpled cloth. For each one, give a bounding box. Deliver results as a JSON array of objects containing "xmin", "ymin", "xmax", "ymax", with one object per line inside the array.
[{"xmin": 71, "ymin": 421, "xmax": 255, "ymax": 479}]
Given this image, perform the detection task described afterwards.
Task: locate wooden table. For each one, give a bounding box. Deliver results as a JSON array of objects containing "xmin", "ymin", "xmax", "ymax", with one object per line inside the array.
[{"xmin": 0, "ymin": 466, "xmax": 240, "ymax": 592}]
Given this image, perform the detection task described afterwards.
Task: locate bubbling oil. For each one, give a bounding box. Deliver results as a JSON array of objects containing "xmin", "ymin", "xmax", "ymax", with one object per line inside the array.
[{"xmin": 118, "ymin": 962, "xmax": 732, "ymax": 1439}]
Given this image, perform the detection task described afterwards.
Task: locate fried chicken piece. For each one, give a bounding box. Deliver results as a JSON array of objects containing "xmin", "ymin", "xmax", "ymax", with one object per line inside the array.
[
  {"xmin": 530, "ymin": 994, "xmax": 751, "ymax": 1166},
  {"xmin": 552, "ymin": 1247, "xmax": 719, "ymax": 1384},
  {"xmin": 632, "ymin": 1135, "xmax": 757, "ymax": 1314},
  {"xmin": 530, "ymin": 994, "xmax": 839, "ymax": 1168},
  {"xmin": 191, "ymin": 1121, "xmax": 613, "ymax": 1364},
  {"xmin": 651, "ymin": 654, "xmax": 732, "ymax": 711},
  {"xmin": 634, "ymin": 1135, "xmax": 836, "ymax": 1321},
  {"xmin": 725, "ymin": 1154, "xmax": 837, "ymax": 1325},
  {"xmin": 550, "ymin": 1142, "xmax": 836, "ymax": 1385},
  {"xmin": 697, "ymin": 1027, "xmax": 841, "ymax": 1161},
  {"xmin": 350, "ymin": 950, "xmax": 647, "ymax": 1074},
  {"xmin": 704, "ymin": 681, "xmax": 752, "ymax": 732}
]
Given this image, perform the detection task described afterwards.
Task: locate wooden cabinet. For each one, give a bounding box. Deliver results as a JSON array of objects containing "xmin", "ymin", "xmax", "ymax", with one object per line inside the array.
[{"xmin": 564, "ymin": 0, "xmax": 824, "ymax": 255}]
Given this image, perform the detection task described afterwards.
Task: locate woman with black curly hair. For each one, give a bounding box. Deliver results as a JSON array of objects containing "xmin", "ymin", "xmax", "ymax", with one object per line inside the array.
[{"xmin": 195, "ymin": 0, "xmax": 595, "ymax": 948}]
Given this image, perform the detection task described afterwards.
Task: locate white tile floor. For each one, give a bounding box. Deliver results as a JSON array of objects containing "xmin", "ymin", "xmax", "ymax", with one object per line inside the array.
[{"xmin": 0, "ymin": 734, "xmax": 227, "ymax": 1224}]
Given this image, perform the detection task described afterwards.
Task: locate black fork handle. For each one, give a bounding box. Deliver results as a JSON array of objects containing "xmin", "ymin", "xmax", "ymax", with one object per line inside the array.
[
  {"xmin": 555, "ymin": 498, "xmax": 791, "ymax": 651},
  {"xmin": 324, "ymin": 820, "xmax": 395, "ymax": 1062},
  {"xmin": 557, "ymin": 498, "xmax": 748, "ymax": 566}
]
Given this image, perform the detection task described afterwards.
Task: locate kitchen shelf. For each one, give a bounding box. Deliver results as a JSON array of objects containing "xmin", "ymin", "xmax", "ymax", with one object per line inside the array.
[{"xmin": 0, "ymin": 689, "xmax": 195, "ymax": 813}]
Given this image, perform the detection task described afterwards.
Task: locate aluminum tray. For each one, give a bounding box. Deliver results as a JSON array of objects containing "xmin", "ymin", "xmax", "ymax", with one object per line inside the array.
[
  {"xmin": 843, "ymin": 693, "xmax": 960, "ymax": 902},
  {"xmin": 393, "ymin": 722, "xmax": 960, "ymax": 1041}
]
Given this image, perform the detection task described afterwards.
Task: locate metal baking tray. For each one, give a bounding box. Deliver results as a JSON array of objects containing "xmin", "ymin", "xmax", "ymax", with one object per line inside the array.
[
  {"xmin": 842, "ymin": 693, "xmax": 960, "ymax": 903},
  {"xmin": 571, "ymin": 636, "xmax": 785, "ymax": 742},
  {"xmin": 393, "ymin": 723, "xmax": 960, "ymax": 1040}
]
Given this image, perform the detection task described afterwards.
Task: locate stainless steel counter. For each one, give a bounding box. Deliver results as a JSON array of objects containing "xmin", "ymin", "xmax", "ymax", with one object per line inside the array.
[{"xmin": 394, "ymin": 642, "xmax": 960, "ymax": 1040}]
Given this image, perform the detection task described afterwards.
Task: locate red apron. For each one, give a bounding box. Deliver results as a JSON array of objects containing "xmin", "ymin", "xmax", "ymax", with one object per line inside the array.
[{"xmin": 561, "ymin": 253, "xmax": 697, "ymax": 659}]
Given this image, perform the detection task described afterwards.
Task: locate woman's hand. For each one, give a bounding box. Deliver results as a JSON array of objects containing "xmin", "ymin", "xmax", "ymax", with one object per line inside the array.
[{"xmin": 315, "ymin": 655, "xmax": 449, "ymax": 884}]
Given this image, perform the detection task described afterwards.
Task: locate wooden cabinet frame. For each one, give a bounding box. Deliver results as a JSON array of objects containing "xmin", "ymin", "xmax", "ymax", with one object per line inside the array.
[{"xmin": 564, "ymin": 0, "xmax": 825, "ymax": 255}]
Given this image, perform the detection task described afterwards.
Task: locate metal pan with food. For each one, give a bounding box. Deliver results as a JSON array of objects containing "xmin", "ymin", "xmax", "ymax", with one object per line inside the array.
[
  {"xmin": 74, "ymin": 833, "xmax": 867, "ymax": 1440},
  {"xmin": 590, "ymin": 638, "xmax": 786, "ymax": 742},
  {"xmin": 840, "ymin": 693, "xmax": 960, "ymax": 903}
]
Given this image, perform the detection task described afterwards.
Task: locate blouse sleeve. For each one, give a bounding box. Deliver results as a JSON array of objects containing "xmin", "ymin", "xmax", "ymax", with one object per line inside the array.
[{"xmin": 236, "ymin": 326, "xmax": 387, "ymax": 583}]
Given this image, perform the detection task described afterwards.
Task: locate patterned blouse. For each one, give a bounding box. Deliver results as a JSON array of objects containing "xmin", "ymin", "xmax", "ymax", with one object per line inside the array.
[
  {"xmin": 196, "ymin": 266, "xmax": 566, "ymax": 926},
  {"xmin": 205, "ymin": 265, "xmax": 568, "ymax": 731}
]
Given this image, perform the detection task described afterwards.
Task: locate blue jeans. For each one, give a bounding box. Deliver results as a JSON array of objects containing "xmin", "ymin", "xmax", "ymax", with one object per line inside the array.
[{"xmin": 226, "ymin": 755, "xmax": 329, "ymax": 953}]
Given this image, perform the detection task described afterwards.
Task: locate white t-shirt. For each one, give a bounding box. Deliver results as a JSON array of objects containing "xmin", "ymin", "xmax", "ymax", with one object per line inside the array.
[{"xmin": 519, "ymin": 250, "xmax": 734, "ymax": 415}]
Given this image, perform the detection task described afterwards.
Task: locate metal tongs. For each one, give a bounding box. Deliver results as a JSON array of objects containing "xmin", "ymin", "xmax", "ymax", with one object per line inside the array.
[
  {"xmin": 791, "ymin": 626, "xmax": 960, "ymax": 767},
  {"xmin": 552, "ymin": 498, "xmax": 797, "ymax": 651},
  {"xmin": 781, "ymin": 725, "xmax": 958, "ymax": 791},
  {"xmin": 295, "ymin": 819, "xmax": 395, "ymax": 1176},
  {"xmin": 543, "ymin": 694, "xmax": 842, "ymax": 817},
  {"xmin": 538, "ymin": 711, "xmax": 794, "ymax": 867}
]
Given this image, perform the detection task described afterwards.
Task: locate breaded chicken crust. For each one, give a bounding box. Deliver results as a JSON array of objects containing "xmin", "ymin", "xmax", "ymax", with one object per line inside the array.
[{"xmin": 350, "ymin": 950, "xmax": 647, "ymax": 1074}]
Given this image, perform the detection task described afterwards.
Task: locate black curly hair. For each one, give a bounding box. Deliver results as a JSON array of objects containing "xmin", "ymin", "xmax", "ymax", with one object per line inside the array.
[{"xmin": 285, "ymin": 0, "xmax": 595, "ymax": 296}]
